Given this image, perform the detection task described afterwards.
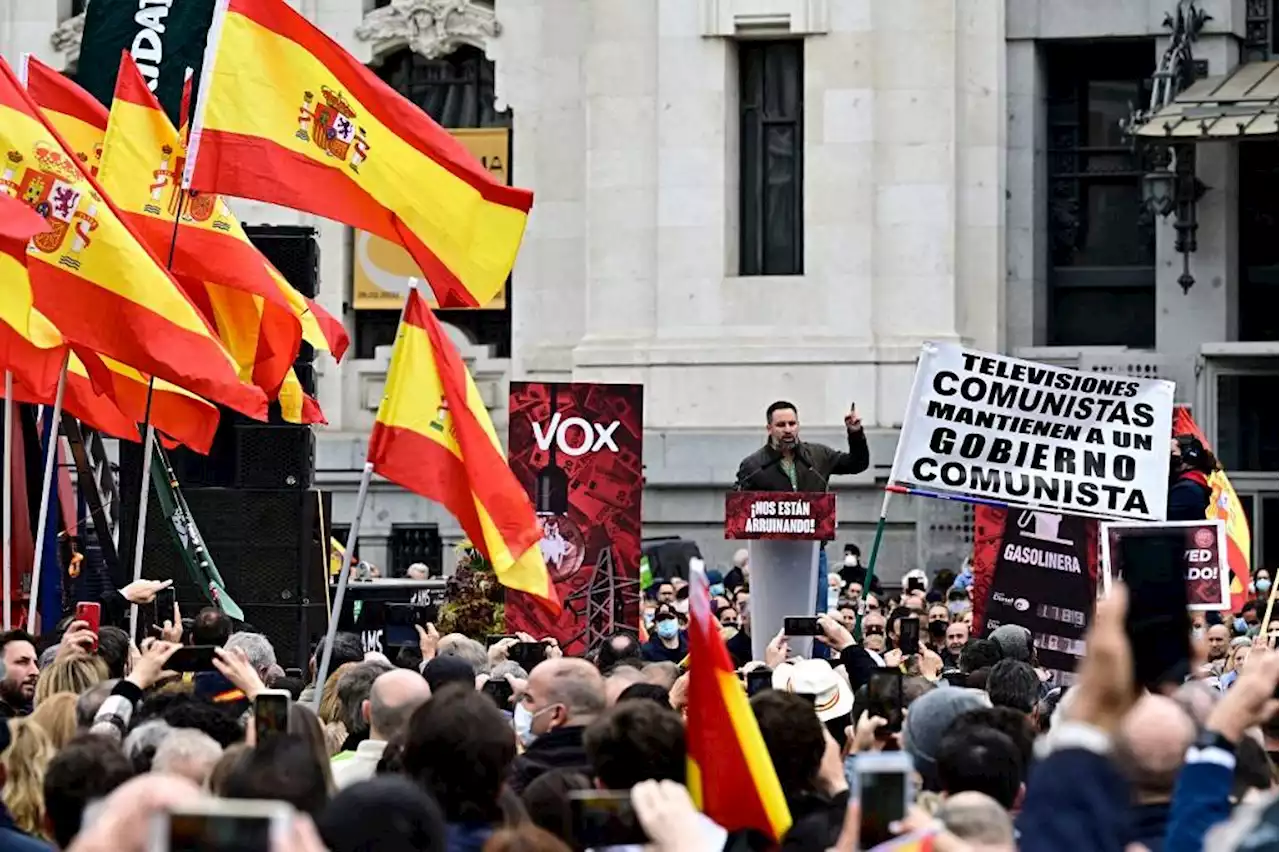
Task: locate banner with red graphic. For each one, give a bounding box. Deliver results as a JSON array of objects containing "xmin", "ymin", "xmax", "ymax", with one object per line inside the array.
[
  {"xmin": 1101, "ymin": 520, "xmax": 1230, "ymax": 611},
  {"xmin": 506, "ymin": 382, "xmax": 644, "ymax": 656},
  {"xmin": 972, "ymin": 505, "xmax": 1099, "ymax": 685}
]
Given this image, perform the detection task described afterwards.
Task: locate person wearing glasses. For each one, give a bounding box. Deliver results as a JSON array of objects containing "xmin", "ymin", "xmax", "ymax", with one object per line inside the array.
[{"xmin": 861, "ymin": 612, "xmax": 888, "ymax": 655}]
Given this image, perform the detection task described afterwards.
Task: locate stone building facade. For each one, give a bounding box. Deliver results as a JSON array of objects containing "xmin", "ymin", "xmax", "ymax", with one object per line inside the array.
[{"xmin": 3, "ymin": 0, "xmax": 1274, "ymax": 583}]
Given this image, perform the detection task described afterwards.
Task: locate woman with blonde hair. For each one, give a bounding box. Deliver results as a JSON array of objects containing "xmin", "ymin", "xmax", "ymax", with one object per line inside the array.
[
  {"xmin": 34, "ymin": 654, "xmax": 108, "ymax": 706},
  {"xmin": 0, "ymin": 719, "xmax": 55, "ymax": 838},
  {"xmin": 28, "ymin": 692, "xmax": 77, "ymax": 750},
  {"xmin": 318, "ymin": 662, "xmax": 354, "ymax": 757}
]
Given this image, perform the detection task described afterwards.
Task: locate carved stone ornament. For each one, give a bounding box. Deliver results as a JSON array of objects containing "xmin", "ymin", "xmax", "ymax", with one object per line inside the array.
[
  {"xmin": 51, "ymin": 12, "xmax": 86, "ymax": 61},
  {"xmin": 356, "ymin": 0, "xmax": 501, "ymax": 60}
]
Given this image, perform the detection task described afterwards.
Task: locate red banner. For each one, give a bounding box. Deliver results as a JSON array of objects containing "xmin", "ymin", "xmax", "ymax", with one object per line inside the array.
[
  {"xmin": 972, "ymin": 506, "xmax": 1099, "ymax": 684},
  {"xmin": 724, "ymin": 491, "xmax": 836, "ymax": 540},
  {"xmin": 505, "ymin": 382, "xmax": 643, "ymax": 656}
]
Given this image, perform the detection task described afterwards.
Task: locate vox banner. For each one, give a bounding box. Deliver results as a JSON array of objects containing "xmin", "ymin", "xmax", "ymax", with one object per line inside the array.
[{"xmin": 506, "ymin": 382, "xmax": 643, "ymax": 656}]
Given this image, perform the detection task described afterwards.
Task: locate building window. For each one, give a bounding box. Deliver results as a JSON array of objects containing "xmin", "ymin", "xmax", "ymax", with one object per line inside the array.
[
  {"xmin": 1045, "ymin": 42, "xmax": 1156, "ymax": 347},
  {"xmin": 358, "ymin": 46, "xmax": 511, "ymax": 358},
  {"xmin": 389, "ymin": 524, "xmax": 443, "ymax": 577},
  {"xmin": 1216, "ymin": 370, "xmax": 1278, "ymax": 473},
  {"xmin": 1239, "ymin": 141, "xmax": 1277, "ymax": 341},
  {"xmin": 738, "ymin": 40, "xmax": 804, "ymax": 277},
  {"xmin": 1244, "ymin": 0, "xmax": 1278, "ymax": 62}
]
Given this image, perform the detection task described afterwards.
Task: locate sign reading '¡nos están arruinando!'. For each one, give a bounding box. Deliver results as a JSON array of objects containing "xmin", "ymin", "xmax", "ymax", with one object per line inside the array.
[{"xmin": 891, "ymin": 343, "xmax": 1175, "ymax": 522}]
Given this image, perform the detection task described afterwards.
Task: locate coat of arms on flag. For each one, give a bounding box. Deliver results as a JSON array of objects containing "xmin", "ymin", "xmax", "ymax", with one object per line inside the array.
[
  {"xmin": 297, "ymin": 87, "xmax": 370, "ymax": 172},
  {"xmin": 2, "ymin": 143, "xmax": 100, "ymax": 269}
]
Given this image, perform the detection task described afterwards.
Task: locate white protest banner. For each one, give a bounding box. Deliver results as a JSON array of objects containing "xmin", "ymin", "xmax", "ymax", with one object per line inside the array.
[{"xmin": 890, "ymin": 342, "xmax": 1175, "ymax": 522}]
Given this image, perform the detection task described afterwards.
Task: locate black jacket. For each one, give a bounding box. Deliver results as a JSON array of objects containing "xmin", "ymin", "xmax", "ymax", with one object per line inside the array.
[
  {"xmin": 508, "ymin": 725, "xmax": 590, "ymax": 795},
  {"xmin": 1167, "ymin": 472, "xmax": 1211, "ymax": 522},
  {"xmin": 735, "ymin": 431, "xmax": 869, "ymax": 492},
  {"xmin": 641, "ymin": 632, "xmax": 688, "ymax": 664}
]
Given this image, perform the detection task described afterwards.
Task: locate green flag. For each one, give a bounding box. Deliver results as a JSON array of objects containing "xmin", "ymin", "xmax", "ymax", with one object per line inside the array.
[
  {"xmin": 75, "ymin": 0, "xmax": 217, "ymax": 123},
  {"xmin": 150, "ymin": 447, "xmax": 243, "ymax": 621}
]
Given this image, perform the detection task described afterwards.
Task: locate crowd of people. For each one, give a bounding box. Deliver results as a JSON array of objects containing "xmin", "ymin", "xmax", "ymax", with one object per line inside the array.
[{"xmin": 0, "ymin": 551, "xmax": 1272, "ymax": 852}]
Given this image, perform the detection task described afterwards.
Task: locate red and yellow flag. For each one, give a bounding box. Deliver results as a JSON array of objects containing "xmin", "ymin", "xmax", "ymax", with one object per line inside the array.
[
  {"xmin": 0, "ymin": 57, "xmax": 267, "ymax": 419},
  {"xmin": 22, "ymin": 56, "xmax": 105, "ymax": 176},
  {"xmin": 687, "ymin": 573, "xmax": 791, "ymax": 841},
  {"xmin": 101, "ymin": 53, "xmax": 301, "ymax": 400},
  {"xmin": 27, "ymin": 60, "xmax": 348, "ymax": 371},
  {"xmin": 0, "ymin": 191, "xmax": 65, "ymax": 399},
  {"xmin": 1173, "ymin": 406, "xmax": 1252, "ymax": 612},
  {"xmin": 183, "ymin": 0, "xmax": 532, "ymax": 309},
  {"xmin": 367, "ymin": 288, "xmax": 558, "ymax": 611}
]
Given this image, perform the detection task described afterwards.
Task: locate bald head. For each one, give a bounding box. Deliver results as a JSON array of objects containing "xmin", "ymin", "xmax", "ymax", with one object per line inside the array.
[
  {"xmin": 605, "ymin": 666, "xmax": 644, "ymax": 706},
  {"xmin": 366, "ymin": 669, "xmax": 432, "ymax": 742},
  {"xmin": 1118, "ymin": 694, "xmax": 1196, "ymax": 802},
  {"xmin": 527, "ymin": 658, "xmax": 607, "ymax": 725},
  {"xmin": 938, "ymin": 791, "xmax": 1015, "ymax": 851}
]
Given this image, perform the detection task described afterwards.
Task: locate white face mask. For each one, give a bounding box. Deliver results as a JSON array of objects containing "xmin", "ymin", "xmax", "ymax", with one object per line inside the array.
[
  {"xmin": 514, "ymin": 703, "xmax": 536, "ymax": 746},
  {"xmin": 514, "ymin": 703, "xmax": 553, "ymax": 747}
]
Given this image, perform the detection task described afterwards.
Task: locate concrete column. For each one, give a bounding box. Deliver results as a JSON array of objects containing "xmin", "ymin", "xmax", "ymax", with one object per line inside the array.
[
  {"xmin": 1004, "ymin": 39, "xmax": 1049, "ymax": 350},
  {"xmin": 499, "ymin": 0, "xmax": 589, "ymax": 381},
  {"xmin": 580, "ymin": 1, "xmax": 658, "ymax": 342},
  {"xmin": 651, "ymin": 0, "xmax": 732, "ymax": 336}
]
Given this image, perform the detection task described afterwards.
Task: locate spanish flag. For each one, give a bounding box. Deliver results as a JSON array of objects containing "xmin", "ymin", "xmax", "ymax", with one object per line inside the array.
[
  {"xmin": 686, "ymin": 570, "xmax": 791, "ymax": 841},
  {"xmin": 367, "ymin": 287, "xmax": 558, "ymax": 611},
  {"xmin": 27, "ymin": 59, "xmax": 349, "ymax": 372},
  {"xmin": 183, "ymin": 0, "xmax": 532, "ymax": 309},
  {"xmin": 100, "ymin": 52, "xmax": 301, "ymax": 401},
  {"xmin": 0, "ymin": 191, "xmax": 64, "ymax": 399},
  {"xmin": 0, "ymin": 57, "xmax": 268, "ymax": 420},
  {"xmin": 1173, "ymin": 406, "xmax": 1252, "ymax": 612},
  {"xmin": 21, "ymin": 56, "xmax": 104, "ymax": 176}
]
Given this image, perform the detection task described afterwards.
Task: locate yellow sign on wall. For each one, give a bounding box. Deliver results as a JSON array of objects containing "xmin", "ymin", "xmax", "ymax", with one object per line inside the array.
[{"xmin": 352, "ymin": 127, "xmax": 511, "ymax": 310}]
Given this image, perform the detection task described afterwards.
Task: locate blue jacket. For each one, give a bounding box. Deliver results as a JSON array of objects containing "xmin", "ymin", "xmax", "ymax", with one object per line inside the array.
[
  {"xmin": 1167, "ymin": 473, "xmax": 1212, "ymax": 522},
  {"xmin": 1016, "ymin": 749, "xmax": 1130, "ymax": 852},
  {"xmin": 1164, "ymin": 745, "xmax": 1235, "ymax": 852},
  {"xmin": 445, "ymin": 822, "xmax": 495, "ymax": 852},
  {"xmin": 1128, "ymin": 801, "xmax": 1171, "ymax": 852},
  {"xmin": 0, "ymin": 805, "xmax": 52, "ymax": 852}
]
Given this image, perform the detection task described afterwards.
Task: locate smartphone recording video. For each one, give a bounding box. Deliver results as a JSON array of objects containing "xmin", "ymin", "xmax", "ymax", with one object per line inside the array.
[
  {"xmin": 745, "ymin": 669, "xmax": 773, "ymax": 697},
  {"xmin": 382, "ymin": 603, "xmax": 434, "ymax": 650},
  {"xmin": 253, "ymin": 691, "xmax": 291, "ymax": 743},
  {"xmin": 166, "ymin": 646, "xmax": 219, "ymax": 673},
  {"xmin": 868, "ymin": 668, "xmax": 904, "ymax": 734},
  {"xmin": 783, "ymin": 616, "xmax": 821, "ymax": 637},
  {"xmin": 856, "ymin": 752, "xmax": 913, "ymax": 848},
  {"xmin": 898, "ymin": 618, "xmax": 920, "ymax": 656},
  {"xmin": 569, "ymin": 791, "xmax": 647, "ymax": 848},
  {"xmin": 1120, "ymin": 532, "xmax": 1191, "ymax": 689},
  {"xmin": 150, "ymin": 799, "xmax": 292, "ymax": 852}
]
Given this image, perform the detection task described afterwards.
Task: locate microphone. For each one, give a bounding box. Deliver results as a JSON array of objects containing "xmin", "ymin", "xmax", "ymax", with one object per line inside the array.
[{"xmin": 736, "ymin": 455, "xmax": 783, "ymax": 491}]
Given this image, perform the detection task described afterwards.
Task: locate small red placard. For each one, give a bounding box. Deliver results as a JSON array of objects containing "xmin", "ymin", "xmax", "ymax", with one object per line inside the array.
[{"xmin": 724, "ymin": 491, "xmax": 836, "ymax": 541}]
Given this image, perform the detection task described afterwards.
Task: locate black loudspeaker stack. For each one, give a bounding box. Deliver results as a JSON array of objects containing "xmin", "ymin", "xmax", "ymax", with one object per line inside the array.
[{"xmin": 118, "ymin": 226, "xmax": 333, "ymax": 668}]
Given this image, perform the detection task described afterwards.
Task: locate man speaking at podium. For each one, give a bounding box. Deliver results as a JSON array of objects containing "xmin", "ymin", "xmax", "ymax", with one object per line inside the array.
[{"xmin": 735, "ymin": 401, "xmax": 870, "ymax": 614}]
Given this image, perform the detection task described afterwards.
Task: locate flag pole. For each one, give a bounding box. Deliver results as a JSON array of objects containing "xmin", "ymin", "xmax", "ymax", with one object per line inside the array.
[
  {"xmin": 311, "ymin": 279, "xmax": 417, "ymax": 711},
  {"xmin": 2, "ymin": 372, "xmax": 12, "ymax": 630},
  {"xmin": 28, "ymin": 354, "xmax": 68, "ymax": 633},
  {"xmin": 854, "ymin": 488, "xmax": 893, "ymax": 642},
  {"xmin": 128, "ymin": 388, "xmax": 156, "ymax": 642},
  {"xmin": 310, "ymin": 461, "xmax": 372, "ymax": 712},
  {"xmin": 1261, "ymin": 573, "xmax": 1279, "ymax": 648},
  {"xmin": 129, "ymin": 188, "xmax": 187, "ymax": 641}
]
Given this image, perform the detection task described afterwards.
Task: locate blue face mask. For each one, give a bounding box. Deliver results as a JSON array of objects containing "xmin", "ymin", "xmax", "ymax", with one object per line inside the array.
[
  {"xmin": 1234, "ymin": 617, "xmax": 1248, "ymax": 634},
  {"xmin": 709, "ymin": 584, "xmax": 725, "ymax": 598},
  {"xmin": 1256, "ymin": 578, "xmax": 1272, "ymax": 594},
  {"xmin": 656, "ymin": 619, "xmax": 679, "ymax": 640}
]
